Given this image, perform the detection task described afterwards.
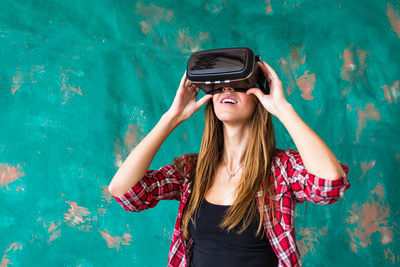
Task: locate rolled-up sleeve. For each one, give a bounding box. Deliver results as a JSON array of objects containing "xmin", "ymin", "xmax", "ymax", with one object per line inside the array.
[
  {"xmin": 112, "ymin": 153, "xmax": 198, "ymax": 212},
  {"xmin": 281, "ymin": 149, "xmax": 350, "ymax": 205}
]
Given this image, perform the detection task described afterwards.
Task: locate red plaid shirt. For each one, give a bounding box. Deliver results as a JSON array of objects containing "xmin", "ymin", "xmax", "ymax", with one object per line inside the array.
[{"xmin": 112, "ymin": 149, "xmax": 350, "ymax": 267}]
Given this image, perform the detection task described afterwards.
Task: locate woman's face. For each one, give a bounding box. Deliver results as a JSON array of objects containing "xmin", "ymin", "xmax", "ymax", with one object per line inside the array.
[{"xmin": 212, "ymin": 87, "xmax": 258, "ymax": 125}]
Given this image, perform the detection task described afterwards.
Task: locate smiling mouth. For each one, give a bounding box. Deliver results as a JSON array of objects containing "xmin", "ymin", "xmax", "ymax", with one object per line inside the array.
[{"xmin": 221, "ymin": 98, "xmax": 238, "ymax": 104}]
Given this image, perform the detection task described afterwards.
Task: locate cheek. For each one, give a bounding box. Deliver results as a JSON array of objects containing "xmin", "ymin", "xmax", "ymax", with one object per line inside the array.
[
  {"xmin": 212, "ymin": 95, "xmax": 219, "ymax": 104},
  {"xmin": 243, "ymin": 101, "xmax": 258, "ymax": 119},
  {"xmin": 243, "ymin": 97, "xmax": 257, "ymax": 111}
]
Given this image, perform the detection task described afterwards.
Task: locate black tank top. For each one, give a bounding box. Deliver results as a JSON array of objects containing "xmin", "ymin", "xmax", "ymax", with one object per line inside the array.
[{"xmin": 188, "ymin": 198, "xmax": 279, "ymax": 267}]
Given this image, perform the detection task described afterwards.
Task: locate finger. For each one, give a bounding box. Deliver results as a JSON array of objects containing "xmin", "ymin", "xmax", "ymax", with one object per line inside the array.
[
  {"xmin": 196, "ymin": 94, "xmax": 213, "ymax": 109},
  {"xmin": 262, "ymin": 61, "xmax": 280, "ymax": 82},
  {"xmin": 246, "ymin": 88, "xmax": 264, "ymax": 99},
  {"xmin": 179, "ymin": 70, "xmax": 187, "ymax": 88},
  {"xmin": 185, "ymin": 79, "xmax": 193, "ymax": 88},
  {"xmin": 189, "ymin": 84, "xmax": 197, "ymax": 93}
]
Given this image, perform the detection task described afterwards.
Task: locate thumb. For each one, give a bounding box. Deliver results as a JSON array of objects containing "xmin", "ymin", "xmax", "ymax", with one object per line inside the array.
[
  {"xmin": 246, "ymin": 88, "xmax": 264, "ymax": 99},
  {"xmin": 196, "ymin": 94, "xmax": 213, "ymax": 109}
]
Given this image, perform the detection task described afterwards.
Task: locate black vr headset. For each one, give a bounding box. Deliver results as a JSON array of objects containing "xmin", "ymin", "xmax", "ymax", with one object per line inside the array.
[{"xmin": 186, "ymin": 47, "xmax": 270, "ymax": 95}]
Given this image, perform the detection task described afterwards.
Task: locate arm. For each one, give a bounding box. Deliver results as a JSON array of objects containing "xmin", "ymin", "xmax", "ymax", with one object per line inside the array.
[
  {"xmin": 108, "ymin": 112, "xmax": 181, "ymax": 197},
  {"xmin": 247, "ymin": 61, "xmax": 346, "ymax": 180},
  {"xmin": 112, "ymin": 153, "xmax": 198, "ymax": 212},
  {"xmin": 246, "ymin": 61, "xmax": 350, "ymax": 204},
  {"xmin": 108, "ymin": 70, "xmax": 212, "ymax": 198},
  {"xmin": 277, "ymin": 149, "xmax": 350, "ymax": 204},
  {"xmin": 276, "ymin": 105, "xmax": 350, "ymax": 204},
  {"xmin": 277, "ymin": 102, "xmax": 345, "ymax": 180}
]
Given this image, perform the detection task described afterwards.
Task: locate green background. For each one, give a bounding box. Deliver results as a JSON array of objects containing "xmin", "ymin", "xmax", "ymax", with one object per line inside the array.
[{"xmin": 1, "ymin": 0, "xmax": 399, "ymax": 266}]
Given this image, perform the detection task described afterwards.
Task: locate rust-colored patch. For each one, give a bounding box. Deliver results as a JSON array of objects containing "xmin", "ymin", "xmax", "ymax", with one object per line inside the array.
[
  {"xmin": 64, "ymin": 201, "xmax": 93, "ymax": 232},
  {"xmin": 264, "ymin": 0, "xmax": 272, "ymax": 14},
  {"xmin": 1, "ymin": 242, "xmax": 23, "ymax": 267},
  {"xmin": 60, "ymin": 66, "xmax": 82, "ymax": 104},
  {"xmin": 355, "ymin": 103, "xmax": 381, "ymax": 142},
  {"xmin": 341, "ymin": 48, "xmax": 355, "ymax": 82},
  {"xmin": 289, "ymin": 46, "xmax": 306, "ymax": 68},
  {"xmin": 113, "ymin": 118, "xmax": 144, "ymax": 169},
  {"xmin": 346, "ymin": 183, "xmax": 395, "ymax": 253},
  {"xmin": 37, "ymin": 218, "xmax": 62, "ymax": 244},
  {"xmin": 384, "ymin": 247, "xmax": 400, "ymax": 264},
  {"xmin": 278, "ymin": 46, "xmax": 306, "ymax": 96},
  {"xmin": 381, "ymin": 80, "xmax": 399, "ymax": 104},
  {"xmin": 11, "ymin": 65, "xmax": 45, "ymax": 95},
  {"xmin": 386, "ymin": 3, "xmax": 400, "ymax": 39},
  {"xmin": 97, "ymin": 208, "xmax": 107, "ymax": 216},
  {"xmin": 124, "ymin": 124, "xmax": 140, "ymax": 149},
  {"xmin": 11, "ymin": 70, "xmax": 23, "ymax": 95},
  {"xmin": 177, "ymin": 28, "xmax": 210, "ymax": 53},
  {"xmin": 135, "ymin": 2, "xmax": 173, "ymax": 37},
  {"xmin": 297, "ymin": 226, "xmax": 328, "ymax": 256},
  {"xmin": 340, "ymin": 45, "xmax": 369, "ymax": 98},
  {"xmin": 296, "ymin": 70, "xmax": 316, "ymax": 100},
  {"xmin": 360, "ymin": 160, "xmax": 376, "ymax": 179},
  {"xmin": 139, "ymin": 21, "xmax": 150, "ymax": 35},
  {"xmin": 205, "ymin": 1, "xmax": 225, "ymax": 14},
  {"xmin": 0, "ymin": 163, "xmax": 24, "ymax": 190},
  {"xmin": 99, "ymin": 229, "xmax": 132, "ymax": 250},
  {"xmin": 101, "ymin": 185, "xmax": 112, "ymax": 203},
  {"xmin": 113, "ymin": 139, "xmax": 124, "ymax": 169},
  {"xmin": 135, "ymin": 2, "xmax": 173, "ymax": 23},
  {"xmin": 113, "ymin": 119, "xmax": 146, "ymax": 168}
]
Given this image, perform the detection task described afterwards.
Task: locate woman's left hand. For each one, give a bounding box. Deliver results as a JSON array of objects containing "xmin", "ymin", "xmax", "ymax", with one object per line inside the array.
[{"xmin": 246, "ymin": 61, "xmax": 290, "ymax": 118}]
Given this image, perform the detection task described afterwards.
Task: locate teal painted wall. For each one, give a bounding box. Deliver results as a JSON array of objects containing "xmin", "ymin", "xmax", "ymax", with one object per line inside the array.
[{"xmin": 1, "ymin": 0, "xmax": 399, "ymax": 266}]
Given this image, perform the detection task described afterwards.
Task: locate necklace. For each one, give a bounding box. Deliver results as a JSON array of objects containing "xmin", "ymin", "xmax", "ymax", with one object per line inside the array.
[{"xmin": 223, "ymin": 157, "xmax": 244, "ymax": 181}]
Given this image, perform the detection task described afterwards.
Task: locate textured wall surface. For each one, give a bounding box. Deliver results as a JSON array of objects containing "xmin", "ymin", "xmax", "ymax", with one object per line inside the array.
[{"xmin": 1, "ymin": 0, "xmax": 399, "ymax": 266}]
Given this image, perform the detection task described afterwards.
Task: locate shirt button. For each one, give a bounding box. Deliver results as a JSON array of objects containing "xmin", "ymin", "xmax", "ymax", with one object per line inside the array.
[{"xmin": 188, "ymin": 189, "xmax": 191, "ymax": 193}]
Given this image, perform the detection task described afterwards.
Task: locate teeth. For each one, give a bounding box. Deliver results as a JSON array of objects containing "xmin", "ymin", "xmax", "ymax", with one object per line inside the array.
[{"xmin": 222, "ymin": 99, "xmax": 237, "ymax": 104}]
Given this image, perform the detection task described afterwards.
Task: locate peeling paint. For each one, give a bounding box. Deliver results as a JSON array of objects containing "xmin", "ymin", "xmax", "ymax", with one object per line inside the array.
[
  {"xmin": 346, "ymin": 183, "xmax": 397, "ymax": 254},
  {"xmin": 355, "ymin": 103, "xmax": 381, "ymax": 142},
  {"xmin": 0, "ymin": 163, "xmax": 24, "ymax": 190},
  {"xmin": 386, "ymin": 3, "xmax": 400, "ymax": 39}
]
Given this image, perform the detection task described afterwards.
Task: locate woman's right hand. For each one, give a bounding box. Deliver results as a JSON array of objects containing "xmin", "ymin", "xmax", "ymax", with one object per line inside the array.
[{"xmin": 166, "ymin": 70, "xmax": 213, "ymax": 123}]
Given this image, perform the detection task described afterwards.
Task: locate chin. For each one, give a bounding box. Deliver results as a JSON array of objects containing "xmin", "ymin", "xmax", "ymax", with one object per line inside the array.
[{"xmin": 217, "ymin": 115, "xmax": 250, "ymax": 124}]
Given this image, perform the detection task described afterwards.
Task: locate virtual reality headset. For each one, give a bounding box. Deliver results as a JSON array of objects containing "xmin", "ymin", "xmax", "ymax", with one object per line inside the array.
[{"xmin": 186, "ymin": 47, "xmax": 269, "ymax": 95}]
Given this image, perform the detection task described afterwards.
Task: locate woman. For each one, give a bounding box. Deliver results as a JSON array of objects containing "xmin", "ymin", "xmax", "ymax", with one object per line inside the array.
[{"xmin": 108, "ymin": 61, "xmax": 350, "ymax": 267}]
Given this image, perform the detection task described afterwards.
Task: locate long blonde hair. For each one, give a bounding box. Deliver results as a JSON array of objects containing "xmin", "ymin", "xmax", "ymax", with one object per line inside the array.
[{"xmin": 181, "ymin": 97, "xmax": 278, "ymax": 240}]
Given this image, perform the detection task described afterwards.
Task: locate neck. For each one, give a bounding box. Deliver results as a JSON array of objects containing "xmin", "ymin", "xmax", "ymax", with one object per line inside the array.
[{"xmin": 221, "ymin": 120, "xmax": 252, "ymax": 171}]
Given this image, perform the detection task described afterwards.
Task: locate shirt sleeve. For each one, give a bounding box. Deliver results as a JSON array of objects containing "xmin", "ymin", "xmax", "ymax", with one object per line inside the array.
[
  {"xmin": 281, "ymin": 149, "xmax": 350, "ymax": 205},
  {"xmin": 112, "ymin": 153, "xmax": 198, "ymax": 212}
]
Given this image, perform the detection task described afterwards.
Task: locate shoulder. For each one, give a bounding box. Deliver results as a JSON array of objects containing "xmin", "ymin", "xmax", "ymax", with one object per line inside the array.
[
  {"xmin": 173, "ymin": 153, "xmax": 199, "ymax": 181},
  {"xmin": 271, "ymin": 148, "xmax": 304, "ymax": 177},
  {"xmin": 272, "ymin": 148, "xmax": 300, "ymax": 164}
]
